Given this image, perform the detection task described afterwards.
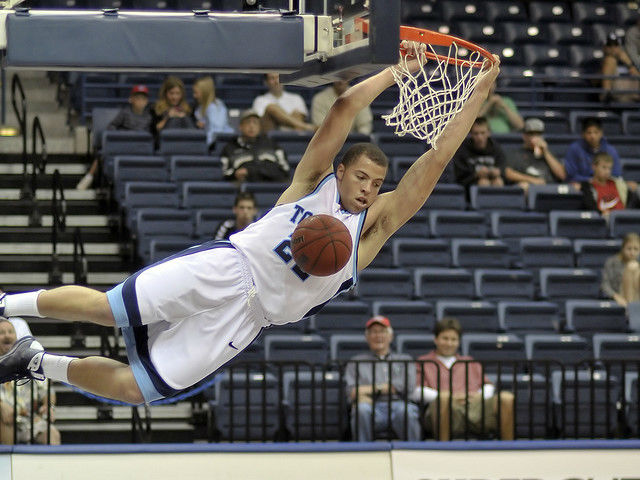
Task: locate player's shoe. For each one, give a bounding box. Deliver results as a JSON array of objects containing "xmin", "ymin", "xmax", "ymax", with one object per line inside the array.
[
  {"xmin": 0, "ymin": 292, "xmax": 6, "ymax": 317},
  {"xmin": 0, "ymin": 336, "xmax": 45, "ymax": 383}
]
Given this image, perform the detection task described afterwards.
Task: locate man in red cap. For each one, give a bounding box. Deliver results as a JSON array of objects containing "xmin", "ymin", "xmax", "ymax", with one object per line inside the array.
[{"xmin": 344, "ymin": 315, "xmax": 421, "ymax": 441}]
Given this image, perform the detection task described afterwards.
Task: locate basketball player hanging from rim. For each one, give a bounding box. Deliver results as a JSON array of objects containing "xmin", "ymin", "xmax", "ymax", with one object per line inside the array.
[{"xmin": 0, "ymin": 43, "xmax": 500, "ymax": 405}]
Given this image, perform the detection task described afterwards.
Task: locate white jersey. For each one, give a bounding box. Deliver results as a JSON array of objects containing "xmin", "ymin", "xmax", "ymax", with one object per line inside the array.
[{"xmin": 230, "ymin": 173, "xmax": 366, "ymax": 325}]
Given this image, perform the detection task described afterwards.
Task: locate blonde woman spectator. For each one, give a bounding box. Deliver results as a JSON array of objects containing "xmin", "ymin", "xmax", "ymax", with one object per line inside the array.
[
  {"xmin": 192, "ymin": 76, "xmax": 233, "ymax": 147},
  {"xmin": 602, "ymin": 233, "xmax": 640, "ymax": 306},
  {"xmin": 154, "ymin": 76, "xmax": 194, "ymax": 131}
]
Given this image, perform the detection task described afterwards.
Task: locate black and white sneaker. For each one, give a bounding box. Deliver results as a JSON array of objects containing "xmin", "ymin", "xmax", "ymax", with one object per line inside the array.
[{"xmin": 0, "ymin": 336, "xmax": 45, "ymax": 383}]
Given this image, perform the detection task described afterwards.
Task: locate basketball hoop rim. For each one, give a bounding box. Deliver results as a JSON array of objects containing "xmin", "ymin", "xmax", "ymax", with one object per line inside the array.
[{"xmin": 399, "ymin": 25, "xmax": 495, "ymax": 68}]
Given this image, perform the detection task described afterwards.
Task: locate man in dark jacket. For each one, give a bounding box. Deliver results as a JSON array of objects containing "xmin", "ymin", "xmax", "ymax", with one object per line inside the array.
[{"xmin": 220, "ymin": 109, "xmax": 290, "ymax": 182}]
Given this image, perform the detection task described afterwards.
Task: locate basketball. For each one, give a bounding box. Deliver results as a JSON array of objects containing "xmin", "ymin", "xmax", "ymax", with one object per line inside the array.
[{"xmin": 291, "ymin": 215, "xmax": 353, "ymax": 277}]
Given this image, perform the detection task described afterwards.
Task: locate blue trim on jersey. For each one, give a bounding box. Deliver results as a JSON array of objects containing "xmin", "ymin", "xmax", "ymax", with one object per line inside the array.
[
  {"xmin": 106, "ymin": 284, "xmax": 128, "ymax": 329},
  {"xmin": 302, "ymin": 277, "xmax": 354, "ymax": 318},
  {"xmin": 352, "ymin": 208, "xmax": 367, "ymax": 286}
]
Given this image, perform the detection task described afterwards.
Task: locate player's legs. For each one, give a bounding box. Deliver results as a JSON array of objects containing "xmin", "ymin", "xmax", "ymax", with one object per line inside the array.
[{"xmin": 68, "ymin": 357, "xmax": 144, "ymax": 404}]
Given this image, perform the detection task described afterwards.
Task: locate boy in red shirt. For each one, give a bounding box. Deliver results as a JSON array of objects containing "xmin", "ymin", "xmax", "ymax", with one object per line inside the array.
[{"xmin": 581, "ymin": 152, "xmax": 633, "ymax": 217}]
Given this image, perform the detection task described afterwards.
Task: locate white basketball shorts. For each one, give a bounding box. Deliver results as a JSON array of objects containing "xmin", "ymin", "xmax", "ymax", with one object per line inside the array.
[{"xmin": 106, "ymin": 240, "xmax": 269, "ymax": 403}]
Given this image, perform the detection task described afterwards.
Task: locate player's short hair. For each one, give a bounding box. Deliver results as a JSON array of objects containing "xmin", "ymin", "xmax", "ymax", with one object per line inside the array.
[
  {"xmin": 234, "ymin": 191, "xmax": 256, "ymax": 207},
  {"xmin": 473, "ymin": 116, "xmax": 489, "ymax": 128},
  {"xmin": 433, "ymin": 316, "xmax": 462, "ymax": 338},
  {"xmin": 581, "ymin": 117, "xmax": 602, "ymax": 132},
  {"xmin": 593, "ymin": 152, "xmax": 613, "ymax": 165},
  {"xmin": 339, "ymin": 142, "xmax": 389, "ymax": 169}
]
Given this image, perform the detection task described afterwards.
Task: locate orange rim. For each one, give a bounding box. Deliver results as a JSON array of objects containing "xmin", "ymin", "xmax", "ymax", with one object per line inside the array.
[{"xmin": 399, "ymin": 25, "xmax": 495, "ymax": 68}]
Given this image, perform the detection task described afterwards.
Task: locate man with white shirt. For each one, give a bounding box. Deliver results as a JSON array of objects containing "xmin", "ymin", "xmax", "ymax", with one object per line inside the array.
[
  {"xmin": 252, "ymin": 73, "xmax": 315, "ymax": 132},
  {"xmin": 414, "ymin": 317, "xmax": 514, "ymax": 440}
]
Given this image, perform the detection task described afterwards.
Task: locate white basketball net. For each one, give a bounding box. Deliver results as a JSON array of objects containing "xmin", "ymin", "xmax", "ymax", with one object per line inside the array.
[{"xmin": 383, "ymin": 41, "xmax": 491, "ymax": 149}]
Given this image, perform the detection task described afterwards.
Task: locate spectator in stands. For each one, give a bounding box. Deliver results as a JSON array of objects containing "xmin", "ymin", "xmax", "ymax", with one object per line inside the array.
[
  {"xmin": 601, "ymin": 32, "xmax": 640, "ymax": 103},
  {"xmin": 452, "ymin": 116, "xmax": 506, "ymax": 190},
  {"xmin": 625, "ymin": 15, "xmax": 640, "ymax": 71},
  {"xmin": 220, "ymin": 109, "xmax": 290, "ymax": 183},
  {"xmin": 214, "ymin": 192, "xmax": 258, "ymax": 241},
  {"xmin": 504, "ymin": 117, "xmax": 566, "ymax": 193},
  {"xmin": 252, "ymin": 73, "xmax": 315, "ymax": 132},
  {"xmin": 0, "ymin": 319, "xmax": 60, "ymax": 445},
  {"xmin": 581, "ymin": 152, "xmax": 638, "ymax": 217},
  {"xmin": 311, "ymin": 80, "xmax": 373, "ymax": 134},
  {"xmin": 345, "ymin": 316, "xmax": 421, "ymax": 442},
  {"xmin": 565, "ymin": 117, "xmax": 625, "ymax": 189},
  {"xmin": 154, "ymin": 76, "xmax": 194, "ymax": 131},
  {"xmin": 602, "ymin": 233, "xmax": 640, "ymax": 307},
  {"xmin": 76, "ymin": 84, "xmax": 153, "ymax": 190},
  {"xmin": 192, "ymin": 76, "xmax": 233, "ymax": 149},
  {"xmin": 477, "ymin": 82, "xmax": 524, "ymax": 134},
  {"xmin": 414, "ymin": 317, "xmax": 514, "ymax": 441}
]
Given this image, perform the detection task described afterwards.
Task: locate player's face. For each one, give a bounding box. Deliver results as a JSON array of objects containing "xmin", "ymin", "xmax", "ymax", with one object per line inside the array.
[
  {"xmin": 233, "ymin": 200, "xmax": 257, "ymax": 225},
  {"xmin": 583, "ymin": 126, "xmax": 603, "ymax": 150},
  {"xmin": 434, "ymin": 329, "xmax": 460, "ymax": 357},
  {"xmin": 365, "ymin": 324, "xmax": 393, "ymax": 355},
  {"xmin": 470, "ymin": 123, "xmax": 490, "ymax": 149},
  {"xmin": 622, "ymin": 240, "xmax": 640, "ymax": 262},
  {"xmin": 0, "ymin": 322, "xmax": 16, "ymax": 356},
  {"xmin": 166, "ymin": 86, "xmax": 183, "ymax": 107},
  {"xmin": 593, "ymin": 160, "xmax": 613, "ymax": 182},
  {"xmin": 336, "ymin": 155, "xmax": 387, "ymax": 214}
]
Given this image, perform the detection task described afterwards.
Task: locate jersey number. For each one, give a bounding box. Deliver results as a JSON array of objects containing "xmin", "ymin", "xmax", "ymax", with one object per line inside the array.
[{"xmin": 274, "ymin": 239, "xmax": 309, "ymax": 281}]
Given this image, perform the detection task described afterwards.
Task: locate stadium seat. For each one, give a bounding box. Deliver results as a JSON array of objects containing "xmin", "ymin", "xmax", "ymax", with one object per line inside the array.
[
  {"xmin": 573, "ymin": 239, "xmax": 621, "ymax": 268},
  {"xmin": 490, "ymin": 211, "xmax": 548, "ymax": 238},
  {"xmin": 489, "ymin": 44, "xmax": 527, "ymax": 67},
  {"xmin": 371, "ymin": 300, "xmax": 435, "ymax": 334},
  {"xmin": 429, "ymin": 210, "xmax": 486, "ymax": 238},
  {"xmin": 568, "ymin": 45, "xmax": 604, "ymax": 72},
  {"xmin": 565, "ymin": 300, "xmax": 628, "ymax": 337},
  {"xmin": 572, "ymin": 2, "xmax": 617, "ymax": 25},
  {"xmin": 539, "ymin": 268, "xmax": 600, "ymax": 301},
  {"xmin": 396, "ymin": 333, "xmax": 435, "ymax": 359},
  {"xmin": 135, "ymin": 208, "xmax": 193, "ymax": 261},
  {"xmin": 329, "ymin": 334, "xmax": 369, "ymax": 362},
  {"xmin": 102, "ymin": 131, "xmax": 154, "ymax": 178},
  {"xmin": 169, "ymin": 155, "xmax": 222, "ymax": 183},
  {"xmin": 368, "ymin": 241, "xmax": 394, "ymax": 269},
  {"xmin": 194, "ymin": 208, "xmax": 232, "ymax": 240},
  {"xmin": 457, "ymin": 22, "xmax": 506, "ymax": 45},
  {"xmin": 486, "ymin": 0, "xmax": 527, "ymax": 23},
  {"xmin": 442, "ymin": 1, "xmax": 487, "ymax": 23},
  {"xmin": 593, "ymin": 333, "xmax": 640, "ymax": 362},
  {"xmin": 90, "ymin": 107, "xmax": 120, "ymax": 151},
  {"xmin": 158, "ymin": 129, "xmax": 208, "ymax": 156},
  {"xmin": 422, "ymin": 184, "xmax": 467, "ymax": 210},
  {"xmin": 113, "ymin": 156, "xmax": 168, "ymax": 200},
  {"xmin": 519, "ymin": 238, "xmax": 574, "ymax": 269},
  {"xmin": 355, "ymin": 268, "xmax": 413, "ymax": 300},
  {"xmin": 243, "ymin": 183, "xmax": 288, "ymax": 209},
  {"xmin": 520, "ymin": 109, "xmax": 571, "ymax": 134},
  {"xmin": 609, "ymin": 211, "xmax": 640, "ymax": 238},
  {"xmin": 414, "ymin": 268, "xmax": 474, "ymax": 300},
  {"xmin": 621, "ymin": 158, "xmax": 640, "ymax": 182},
  {"xmin": 474, "ymin": 269, "xmax": 535, "ymax": 301},
  {"xmin": 498, "ymin": 301, "xmax": 560, "ymax": 334},
  {"xmin": 436, "ymin": 301, "xmax": 499, "ymax": 333},
  {"xmin": 552, "ymin": 370, "xmax": 619, "ymax": 438},
  {"xmin": 622, "ymin": 111, "xmax": 640, "ymax": 135},
  {"xmin": 312, "ymin": 301, "xmax": 370, "ymax": 337},
  {"xmin": 149, "ymin": 237, "xmax": 199, "ymax": 264},
  {"xmin": 524, "ymin": 45, "xmax": 570, "ymax": 68},
  {"xmin": 395, "ymin": 210, "xmax": 430, "ymax": 238},
  {"xmin": 469, "ymin": 185, "xmax": 525, "ymax": 211},
  {"xmin": 282, "ymin": 371, "xmax": 347, "ymax": 441},
  {"xmin": 461, "ymin": 333, "xmax": 526, "ymax": 373},
  {"xmin": 527, "ymin": 184, "xmax": 583, "ymax": 212},
  {"xmin": 548, "ymin": 24, "xmax": 593, "ymax": 46},
  {"xmin": 264, "ymin": 334, "xmax": 328, "ymax": 364},
  {"xmin": 504, "ymin": 22, "xmax": 548, "ymax": 44},
  {"xmin": 392, "ymin": 238, "xmax": 450, "ymax": 268},
  {"xmin": 181, "ymin": 181, "xmax": 239, "ymax": 210},
  {"xmin": 525, "ymin": 334, "xmax": 591, "ymax": 370},
  {"xmin": 549, "ymin": 211, "xmax": 607, "ymax": 239},
  {"xmin": 123, "ymin": 182, "xmax": 180, "ymax": 227},
  {"xmin": 529, "ymin": 1, "xmax": 572, "ymax": 23},
  {"xmin": 374, "ymin": 132, "xmax": 426, "ymax": 157},
  {"xmin": 569, "ymin": 111, "xmax": 622, "ymax": 136},
  {"xmin": 268, "ymin": 131, "xmax": 313, "ymax": 155},
  {"xmin": 451, "ymin": 239, "xmax": 510, "ymax": 268},
  {"xmin": 402, "ymin": 0, "xmax": 443, "ymax": 23}
]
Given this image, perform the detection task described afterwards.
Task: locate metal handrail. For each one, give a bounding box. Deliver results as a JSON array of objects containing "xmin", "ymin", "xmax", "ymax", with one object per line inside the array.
[
  {"xmin": 26, "ymin": 116, "xmax": 48, "ymax": 226},
  {"xmin": 11, "ymin": 74, "xmax": 29, "ymax": 199},
  {"xmin": 48, "ymin": 169, "xmax": 66, "ymax": 285}
]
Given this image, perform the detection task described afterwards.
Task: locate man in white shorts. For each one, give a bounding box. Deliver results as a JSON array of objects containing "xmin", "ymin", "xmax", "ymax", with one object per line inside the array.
[{"xmin": 0, "ymin": 55, "xmax": 500, "ymax": 405}]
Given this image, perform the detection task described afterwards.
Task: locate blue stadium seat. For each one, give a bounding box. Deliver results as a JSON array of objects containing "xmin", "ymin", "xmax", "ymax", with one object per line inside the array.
[
  {"xmin": 539, "ymin": 268, "xmax": 600, "ymax": 301},
  {"xmin": 330, "ymin": 334, "xmax": 369, "ymax": 362},
  {"xmin": 368, "ymin": 241, "xmax": 394, "ymax": 269},
  {"xmin": 123, "ymin": 182, "xmax": 180, "ymax": 229},
  {"xmin": 268, "ymin": 131, "xmax": 313, "ymax": 156},
  {"xmin": 169, "ymin": 155, "xmax": 222, "ymax": 183},
  {"xmin": 552, "ymin": 370, "xmax": 619, "ymax": 438},
  {"xmin": 374, "ymin": 132, "xmax": 426, "ymax": 157},
  {"xmin": 622, "ymin": 111, "xmax": 640, "ymax": 135},
  {"xmin": 243, "ymin": 182, "xmax": 288, "ymax": 209},
  {"xmin": 392, "ymin": 238, "xmax": 450, "ymax": 268},
  {"xmin": 474, "ymin": 269, "xmax": 535, "ymax": 301},
  {"xmin": 158, "ymin": 129, "xmax": 208, "ymax": 156},
  {"xmin": 422, "ymin": 184, "xmax": 467, "ymax": 210},
  {"xmin": 565, "ymin": 300, "xmax": 628, "ymax": 337},
  {"xmin": 621, "ymin": 158, "xmax": 640, "ymax": 182},
  {"xmin": 402, "ymin": 0, "xmax": 443, "ymax": 23},
  {"xmin": 593, "ymin": 333, "xmax": 640, "ymax": 361},
  {"xmin": 549, "ymin": 211, "xmax": 607, "ymax": 239},
  {"xmin": 489, "ymin": 44, "xmax": 527, "ymax": 67},
  {"xmin": 355, "ymin": 268, "xmax": 413, "ymax": 300},
  {"xmin": 436, "ymin": 301, "xmax": 499, "ymax": 333},
  {"xmin": 429, "ymin": 210, "xmax": 486, "ymax": 238},
  {"xmin": 525, "ymin": 334, "xmax": 591, "ymax": 369},
  {"xmin": 527, "ymin": 184, "xmax": 583, "ymax": 212},
  {"xmin": 486, "ymin": 0, "xmax": 527, "ymax": 23},
  {"xmin": 149, "ymin": 237, "xmax": 199, "ymax": 264},
  {"xmin": 264, "ymin": 334, "xmax": 328, "ymax": 364},
  {"xmin": 572, "ymin": 2, "xmax": 617, "ymax": 25},
  {"xmin": 396, "ymin": 333, "xmax": 435, "ymax": 359},
  {"xmin": 414, "ymin": 268, "xmax": 474, "ymax": 300},
  {"xmin": 371, "ymin": 300, "xmax": 435, "ymax": 334},
  {"xmin": 395, "ymin": 210, "xmax": 430, "ymax": 238},
  {"xmin": 461, "ymin": 333, "xmax": 526, "ymax": 373},
  {"xmin": 135, "ymin": 208, "xmax": 193, "ymax": 257},
  {"xmin": 574, "ymin": 239, "xmax": 621, "ymax": 268},
  {"xmin": 312, "ymin": 301, "xmax": 371, "ymax": 337},
  {"xmin": 102, "ymin": 131, "xmax": 154, "ymax": 178},
  {"xmin": 469, "ymin": 185, "xmax": 525, "ymax": 211},
  {"xmin": 524, "ymin": 45, "xmax": 570, "ymax": 68},
  {"xmin": 569, "ymin": 111, "xmax": 622, "ymax": 136},
  {"xmin": 90, "ymin": 107, "xmax": 119, "ymax": 151},
  {"xmin": 181, "ymin": 181, "xmax": 239, "ymax": 210},
  {"xmin": 520, "ymin": 238, "xmax": 574, "ymax": 269},
  {"xmin": 490, "ymin": 211, "xmax": 548, "ymax": 238},
  {"xmin": 113, "ymin": 156, "xmax": 168, "ymax": 201},
  {"xmin": 520, "ymin": 108, "xmax": 571, "ymax": 134},
  {"xmin": 504, "ymin": 22, "xmax": 548, "ymax": 44},
  {"xmin": 451, "ymin": 239, "xmax": 510, "ymax": 268},
  {"xmin": 609, "ymin": 210, "xmax": 640, "ymax": 238},
  {"xmin": 498, "ymin": 301, "xmax": 560, "ymax": 334},
  {"xmin": 548, "ymin": 24, "xmax": 594, "ymax": 46},
  {"xmin": 458, "ymin": 22, "xmax": 507, "ymax": 45},
  {"xmin": 194, "ymin": 208, "xmax": 232, "ymax": 240},
  {"xmin": 609, "ymin": 137, "xmax": 640, "ymax": 159},
  {"xmin": 282, "ymin": 371, "xmax": 347, "ymax": 441},
  {"xmin": 442, "ymin": 1, "xmax": 487, "ymax": 23},
  {"xmin": 529, "ymin": 1, "xmax": 572, "ymax": 23},
  {"xmin": 568, "ymin": 45, "xmax": 604, "ymax": 72}
]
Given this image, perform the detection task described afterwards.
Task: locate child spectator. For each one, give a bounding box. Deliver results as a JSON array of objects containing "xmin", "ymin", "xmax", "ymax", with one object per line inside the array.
[
  {"xmin": 581, "ymin": 152, "xmax": 637, "ymax": 217},
  {"xmin": 602, "ymin": 233, "xmax": 640, "ymax": 307},
  {"xmin": 192, "ymin": 76, "xmax": 233, "ymax": 148},
  {"xmin": 154, "ymin": 76, "xmax": 194, "ymax": 131}
]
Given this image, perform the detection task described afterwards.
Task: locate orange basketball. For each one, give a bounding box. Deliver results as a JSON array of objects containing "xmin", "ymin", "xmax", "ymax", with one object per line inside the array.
[{"xmin": 291, "ymin": 214, "xmax": 353, "ymax": 277}]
